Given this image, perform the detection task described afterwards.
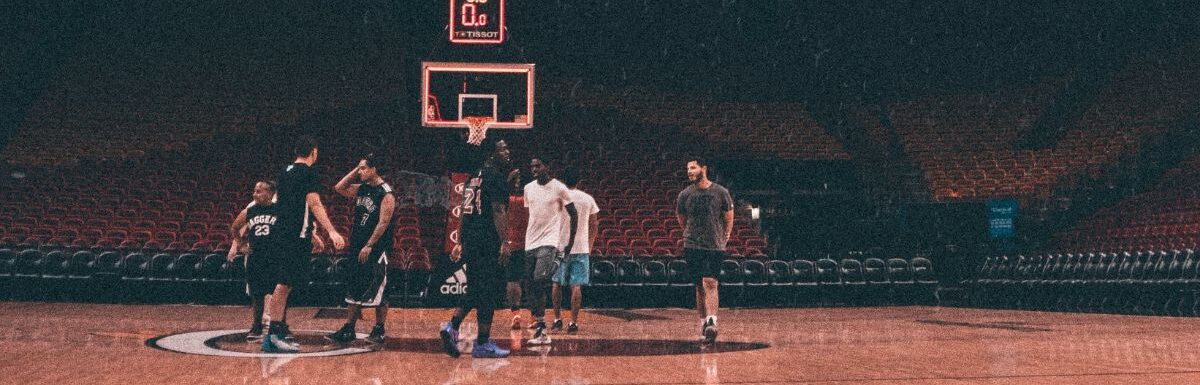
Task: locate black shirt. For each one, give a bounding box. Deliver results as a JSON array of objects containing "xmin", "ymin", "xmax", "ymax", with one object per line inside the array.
[
  {"xmin": 245, "ymin": 202, "xmax": 282, "ymax": 256},
  {"xmin": 276, "ymin": 162, "xmax": 322, "ymax": 241},
  {"xmin": 460, "ymin": 164, "xmax": 510, "ymax": 240},
  {"xmin": 350, "ymin": 182, "xmax": 396, "ymax": 251}
]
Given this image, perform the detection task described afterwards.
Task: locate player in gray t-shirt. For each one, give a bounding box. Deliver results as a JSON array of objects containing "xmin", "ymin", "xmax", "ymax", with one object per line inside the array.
[{"xmin": 676, "ymin": 157, "xmax": 733, "ymax": 344}]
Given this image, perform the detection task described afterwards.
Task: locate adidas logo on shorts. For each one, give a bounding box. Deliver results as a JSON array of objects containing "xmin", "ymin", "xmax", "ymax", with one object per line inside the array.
[{"xmin": 440, "ymin": 265, "xmax": 469, "ymax": 295}]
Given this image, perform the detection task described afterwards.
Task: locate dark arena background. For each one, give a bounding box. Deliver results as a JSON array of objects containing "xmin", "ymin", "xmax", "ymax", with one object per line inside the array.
[{"xmin": 2, "ymin": 1, "xmax": 1200, "ymax": 384}]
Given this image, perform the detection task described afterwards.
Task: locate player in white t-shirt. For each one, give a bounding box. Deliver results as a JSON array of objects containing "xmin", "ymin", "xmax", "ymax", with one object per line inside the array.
[
  {"xmin": 523, "ymin": 158, "xmax": 579, "ymax": 345},
  {"xmin": 550, "ymin": 168, "xmax": 599, "ymax": 334}
]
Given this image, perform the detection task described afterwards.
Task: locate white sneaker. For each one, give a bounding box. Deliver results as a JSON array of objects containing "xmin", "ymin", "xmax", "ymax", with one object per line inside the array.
[
  {"xmin": 262, "ymin": 334, "xmax": 300, "ymax": 353},
  {"xmin": 527, "ymin": 327, "xmax": 552, "ymax": 345}
]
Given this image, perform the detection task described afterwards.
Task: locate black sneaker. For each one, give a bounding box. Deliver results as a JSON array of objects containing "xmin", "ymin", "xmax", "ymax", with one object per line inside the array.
[
  {"xmin": 551, "ymin": 319, "xmax": 563, "ymax": 331},
  {"xmin": 566, "ymin": 322, "xmax": 579, "ymax": 334},
  {"xmin": 527, "ymin": 324, "xmax": 551, "ymax": 345},
  {"xmin": 328, "ymin": 323, "xmax": 357, "ymax": 343},
  {"xmin": 366, "ymin": 324, "xmax": 386, "ymax": 344},
  {"xmin": 279, "ymin": 323, "xmax": 295, "ymax": 341},
  {"xmin": 246, "ymin": 324, "xmax": 265, "ymax": 341}
]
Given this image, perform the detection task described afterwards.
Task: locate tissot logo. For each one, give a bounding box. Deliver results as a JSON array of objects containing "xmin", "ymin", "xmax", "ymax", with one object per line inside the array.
[{"xmin": 441, "ymin": 265, "xmax": 469, "ymax": 295}]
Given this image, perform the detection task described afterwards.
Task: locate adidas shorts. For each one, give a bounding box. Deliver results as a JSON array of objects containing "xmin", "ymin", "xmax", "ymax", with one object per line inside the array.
[
  {"xmin": 527, "ymin": 246, "xmax": 560, "ymax": 283},
  {"xmin": 343, "ymin": 247, "xmax": 389, "ymax": 307}
]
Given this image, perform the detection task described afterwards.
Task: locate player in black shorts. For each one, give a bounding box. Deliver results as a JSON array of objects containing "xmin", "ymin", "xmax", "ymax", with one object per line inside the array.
[
  {"xmin": 227, "ymin": 181, "xmax": 280, "ymax": 341},
  {"xmin": 328, "ymin": 154, "xmax": 396, "ymax": 344},
  {"xmin": 262, "ymin": 135, "xmax": 346, "ymax": 353},
  {"xmin": 439, "ymin": 139, "xmax": 515, "ymax": 358},
  {"xmin": 676, "ymin": 156, "xmax": 733, "ymax": 344}
]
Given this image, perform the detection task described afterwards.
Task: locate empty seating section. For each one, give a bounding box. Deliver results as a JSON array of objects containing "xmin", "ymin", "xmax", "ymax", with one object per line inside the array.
[
  {"xmin": 893, "ymin": 53, "xmax": 1199, "ymax": 202},
  {"xmin": 528, "ymin": 253, "xmax": 939, "ymax": 307},
  {"xmin": 891, "ymin": 81, "xmax": 1065, "ymax": 201},
  {"xmin": 1055, "ymin": 154, "xmax": 1200, "ymax": 252},
  {"xmin": 554, "ymin": 84, "xmax": 851, "ymax": 161},
  {"xmin": 4, "ymin": 49, "xmax": 401, "ymax": 167},
  {"xmin": 965, "ymin": 250, "xmax": 1200, "ymax": 315}
]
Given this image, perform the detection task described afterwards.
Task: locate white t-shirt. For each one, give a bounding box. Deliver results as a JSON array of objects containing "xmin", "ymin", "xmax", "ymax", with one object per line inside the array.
[
  {"xmin": 558, "ymin": 189, "xmax": 600, "ymax": 254},
  {"xmin": 524, "ymin": 179, "xmax": 574, "ymax": 251}
]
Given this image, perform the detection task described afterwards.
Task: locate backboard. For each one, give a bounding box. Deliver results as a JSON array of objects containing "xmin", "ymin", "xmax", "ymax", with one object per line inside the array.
[{"xmin": 421, "ymin": 62, "xmax": 535, "ymax": 130}]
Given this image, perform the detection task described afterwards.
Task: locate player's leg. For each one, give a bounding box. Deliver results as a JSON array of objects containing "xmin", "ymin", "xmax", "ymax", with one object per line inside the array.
[
  {"xmin": 471, "ymin": 250, "xmax": 508, "ymax": 358},
  {"xmin": 685, "ymin": 248, "xmax": 714, "ymax": 342},
  {"xmin": 375, "ymin": 302, "xmax": 388, "ymax": 323},
  {"xmin": 246, "ymin": 257, "xmax": 269, "ymax": 340},
  {"xmin": 570, "ymin": 285, "xmax": 582, "ymax": 330},
  {"xmin": 262, "ymin": 243, "xmax": 307, "ymax": 352},
  {"xmin": 444, "ymin": 239, "xmax": 485, "ymax": 357},
  {"xmin": 505, "ymin": 250, "xmax": 525, "ymax": 329},
  {"xmin": 262, "ymin": 283, "xmax": 299, "ymax": 352},
  {"xmin": 567, "ymin": 254, "xmax": 588, "ymax": 332},
  {"xmin": 331, "ymin": 249, "xmax": 369, "ymax": 343},
  {"xmin": 267, "ymin": 284, "xmax": 292, "ymax": 327},
  {"xmin": 276, "ymin": 243, "xmax": 309, "ymax": 341},
  {"xmin": 330, "ymin": 303, "xmax": 361, "ymax": 343},
  {"xmin": 527, "ymin": 247, "xmax": 556, "ymax": 344},
  {"xmin": 700, "ymin": 250, "xmax": 722, "ymax": 343},
  {"xmin": 551, "ymin": 282, "xmax": 563, "ymax": 330},
  {"xmin": 366, "ymin": 253, "xmax": 390, "ymax": 343},
  {"xmin": 685, "ymin": 248, "xmax": 708, "ymax": 320},
  {"xmin": 247, "ymin": 295, "xmax": 266, "ymax": 340}
]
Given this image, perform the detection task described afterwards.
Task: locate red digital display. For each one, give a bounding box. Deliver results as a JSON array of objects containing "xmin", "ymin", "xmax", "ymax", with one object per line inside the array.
[{"xmin": 450, "ymin": 0, "xmax": 504, "ymax": 44}]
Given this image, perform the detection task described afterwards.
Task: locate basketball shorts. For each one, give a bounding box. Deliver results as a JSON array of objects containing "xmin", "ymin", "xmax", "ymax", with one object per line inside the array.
[
  {"xmin": 684, "ymin": 248, "xmax": 726, "ymax": 285},
  {"xmin": 552, "ymin": 253, "xmax": 590, "ymax": 286},
  {"xmin": 343, "ymin": 246, "xmax": 389, "ymax": 307},
  {"xmin": 527, "ymin": 246, "xmax": 560, "ymax": 283},
  {"xmin": 269, "ymin": 239, "xmax": 311, "ymax": 288},
  {"xmin": 461, "ymin": 233, "xmax": 504, "ymax": 308},
  {"xmin": 245, "ymin": 252, "xmax": 275, "ymax": 297}
]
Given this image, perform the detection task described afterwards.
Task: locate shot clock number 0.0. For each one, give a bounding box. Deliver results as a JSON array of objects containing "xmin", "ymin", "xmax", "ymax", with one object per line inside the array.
[{"xmin": 450, "ymin": 0, "xmax": 505, "ymax": 44}]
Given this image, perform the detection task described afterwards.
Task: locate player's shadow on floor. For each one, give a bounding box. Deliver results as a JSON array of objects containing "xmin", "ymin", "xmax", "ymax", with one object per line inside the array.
[{"xmin": 378, "ymin": 337, "xmax": 769, "ymax": 356}]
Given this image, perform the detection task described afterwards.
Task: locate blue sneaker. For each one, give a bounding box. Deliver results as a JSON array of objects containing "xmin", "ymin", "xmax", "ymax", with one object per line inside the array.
[
  {"xmin": 471, "ymin": 340, "xmax": 510, "ymax": 358},
  {"xmin": 439, "ymin": 322, "xmax": 461, "ymax": 358},
  {"xmin": 261, "ymin": 334, "xmax": 300, "ymax": 353}
]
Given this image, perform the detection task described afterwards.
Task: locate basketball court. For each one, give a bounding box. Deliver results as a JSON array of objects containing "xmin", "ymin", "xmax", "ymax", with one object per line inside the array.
[{"xmin": 6, "ymin": 302, "xmax": 1200, "ymax": 384}]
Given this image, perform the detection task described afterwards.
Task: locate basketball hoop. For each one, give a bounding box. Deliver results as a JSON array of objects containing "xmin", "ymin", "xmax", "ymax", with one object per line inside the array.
[{"xmin": 464, "ymin": 116, "xmax": 493, "ymax": 146}]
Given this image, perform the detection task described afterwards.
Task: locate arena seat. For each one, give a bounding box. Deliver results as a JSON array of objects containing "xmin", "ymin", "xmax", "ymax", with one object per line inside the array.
[
  {"xmin": 642, "ymin": 260, "xmax": 668, "ymax": 286},
  {"xmin": 38, "ymin": 250, "xmax": 68, "ymax": 279},
  {"xmin": 170, "ymin": 253, "xmax": 201, "ymax": 281},
  {"xmin": 617, "ymin": 260, "xmax": 644, "ymax": 286},
  {"xmin": 590, "ymin": 260, "xmax": 618, "ymax": 287},
  {"xmin": 666, "ymin": 260, "xmax": 690, "ymax": 287},
  {"xmin": 66, "ymin": 251, "xmax": 95, "ymax": 279}
]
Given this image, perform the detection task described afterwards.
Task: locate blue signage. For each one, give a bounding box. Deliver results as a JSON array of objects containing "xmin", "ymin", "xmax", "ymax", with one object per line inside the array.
[{"xmin": 987, "ymin": 199, "xmax": 1018, "ymax": 238}]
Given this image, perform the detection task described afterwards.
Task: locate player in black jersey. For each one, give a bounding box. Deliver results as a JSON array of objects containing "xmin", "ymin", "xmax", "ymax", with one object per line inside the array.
[
  {"xmin": 328, "ymin": 154, "xmax": 396, "ymax": 344},
  {"xmin": 262, "ymin": 135, "xmax": 346, "ymax": 353},
  {"xmin": 227, "ymin": 181, "xmax": 280, "ymax": 341},
  {"xmin": 439, "ymin": 139, "xmax": 515, "ymax": 358}
]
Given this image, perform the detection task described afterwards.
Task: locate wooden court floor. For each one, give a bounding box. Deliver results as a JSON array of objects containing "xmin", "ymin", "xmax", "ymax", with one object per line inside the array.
[{"xmin": 5, "ymin": 302, "xmax": 1200, "ymax": 384}]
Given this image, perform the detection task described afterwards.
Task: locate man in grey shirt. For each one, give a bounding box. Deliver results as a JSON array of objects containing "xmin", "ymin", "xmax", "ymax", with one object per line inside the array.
[{"xmin": 676, "ymin": 157, "xmax": 733, "ymax": 344}]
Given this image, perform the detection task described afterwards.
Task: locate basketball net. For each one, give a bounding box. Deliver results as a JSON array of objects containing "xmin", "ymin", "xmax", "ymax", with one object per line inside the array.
[{"xmin": 464, "ymin": 116, "xmax": 493, "ymax": 146}]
